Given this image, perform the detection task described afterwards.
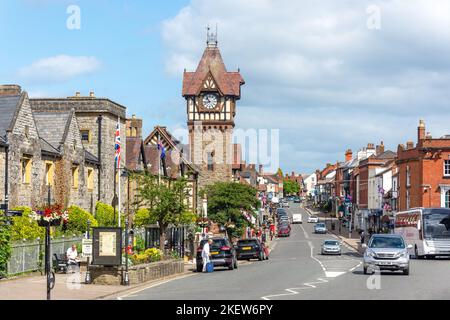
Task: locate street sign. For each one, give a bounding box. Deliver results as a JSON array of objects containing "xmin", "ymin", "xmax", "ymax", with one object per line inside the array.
[
  {"xmin": 6, "ymin": 210, "xmax": 23, "ymax": 217},
  {"xmin": 82, "ymin": 239, "xmax": 93, "ymax": 258}
]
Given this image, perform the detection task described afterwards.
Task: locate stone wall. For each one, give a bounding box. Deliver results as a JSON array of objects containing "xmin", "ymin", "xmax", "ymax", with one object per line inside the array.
[
  {"xmin": 90, "ymin": 259, "xmax": 184, "ymax": 286},
  {"xmin": 8, "ymin": 94, "xmax": 44, "ymax": 208}
]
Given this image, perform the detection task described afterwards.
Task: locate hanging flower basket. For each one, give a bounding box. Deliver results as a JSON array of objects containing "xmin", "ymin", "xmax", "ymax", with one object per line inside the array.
[{"xmin": 31, "ymin": 204, "xmax": 69, "ymax": 227}]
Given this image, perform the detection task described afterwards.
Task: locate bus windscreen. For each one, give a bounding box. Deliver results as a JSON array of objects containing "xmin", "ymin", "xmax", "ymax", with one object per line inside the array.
[{"xmin": 423, "ymin": 209, "xmax": 450, "ymax": 239}]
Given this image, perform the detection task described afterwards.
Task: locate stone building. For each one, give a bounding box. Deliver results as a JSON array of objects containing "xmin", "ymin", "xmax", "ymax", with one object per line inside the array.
[
  {"xmin": 0, "ymin": 85, "xmax": 100, "ymax": 212},
  {"xmin": 30, "ymin": 91, "xmax": 127, "ymax": 213},
  {"xmin": 182, "ymin": 32, "xmax": 245, "ymax": 203}
]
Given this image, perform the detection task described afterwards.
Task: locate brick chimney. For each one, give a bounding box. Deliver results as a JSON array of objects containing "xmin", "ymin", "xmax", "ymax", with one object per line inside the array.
[
  {"xmin": 418, "ymin": 119, "xmax": 425, "ymax": 143},
  {"xmin": 367, "ymin": 143, "xmax": 375, "ymax": 150},
  {"xmin": 345, "ymin": 149, "xmax": 353, "ymax": 162},
  {"xmin": 406, "ymin": 141, "xmax": 414, "ymax": 150},
  {"xmin": 376, "ymin": 141, "xmax": 385, "ymax": 155},
  {"xmin": 0, "ymin": 85, "xmax": 22, "ymax": 96}
]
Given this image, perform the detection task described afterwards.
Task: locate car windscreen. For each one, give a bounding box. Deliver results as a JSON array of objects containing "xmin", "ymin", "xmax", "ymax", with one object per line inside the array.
[
  {"xmin": 237, "ymin": 240, "xmax": 258, "ymax": 246},
  {"xmin": 316, "ymin": 223, "xmax": 325, "ymax": 227},
  {"xmin": 200, "ymin": 239, "xmax": 228, "ymax": 249},
  {"xmin": 369, "ymin": 236, "xmax": 405, "ymax": 249},
  {"xmin": 324, "ymin": 241, "xmax": 338, "ymax": 246}
]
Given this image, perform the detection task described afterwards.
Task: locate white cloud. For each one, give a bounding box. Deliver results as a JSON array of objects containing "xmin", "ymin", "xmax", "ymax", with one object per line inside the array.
[
  {"xmin": 18, "ymin": 55, "xmax": 101, "ymax": 83},
  {"xmin": 162, "ymin": 0, "xmax": 450, "ymax": 172}
]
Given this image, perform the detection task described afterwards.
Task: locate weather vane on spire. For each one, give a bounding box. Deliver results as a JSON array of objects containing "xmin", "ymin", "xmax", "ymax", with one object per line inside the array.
[{"xmin": 206, "ymin": 23, "xmax": 218, "ymax": 47}]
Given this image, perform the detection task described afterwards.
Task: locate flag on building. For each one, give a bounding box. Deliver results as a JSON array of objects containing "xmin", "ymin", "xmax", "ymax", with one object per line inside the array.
[
  {"xmin": 115, "ymin": 121, "xmax": 121, "ymax": 167},
  {"xmin": 157, "ymin": 140, "xmax": 167, "ymax": 176}
]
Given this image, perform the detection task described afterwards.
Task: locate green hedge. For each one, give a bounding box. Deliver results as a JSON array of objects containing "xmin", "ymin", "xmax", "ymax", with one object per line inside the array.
[
  {"xmin": 65, "ymin": 205, "xmax": 98, "ymax": 235},
  {"xmin": 0, "ymin": 218, "xmax": 12, "ymax": 277},
  {"xmin": 96, "ymin": 202, "xmax": 124, "ymax": 227},
  {"xmin": 10, "ymin": 207, "xmax": 44, "ymax": 241}
]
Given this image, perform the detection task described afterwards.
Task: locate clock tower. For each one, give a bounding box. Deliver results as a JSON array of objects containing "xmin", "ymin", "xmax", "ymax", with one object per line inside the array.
[{"xmin": 182, "ymin": 31, "xmax": 245, "ymax": 194}]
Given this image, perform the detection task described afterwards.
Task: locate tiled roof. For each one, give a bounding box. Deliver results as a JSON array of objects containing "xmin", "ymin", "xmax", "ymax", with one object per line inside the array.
[
  {"xmin": 126, "ymin": 137, "xmax": 143, "ymax": 170},
  {"xmin": 0, "ymin": 95, "xmax": 21, "ymax": 136},
  {"xmin": 85, "ymin": 150, "xmax": 99, "ymax": 165},
  {"xmin": 40, "ymin": 138, "xmax": 60, "ymax": 156},
  {"xmin": 375, "ymin": 150, "xmax": 397, "ymax": 160},
  {"xmin": 182, "ymin": 46, "xmax": 244, "ymax": 97},
  {"xmin": 33, "ymin": 111, "xmax": 71, "ymax": 149}
]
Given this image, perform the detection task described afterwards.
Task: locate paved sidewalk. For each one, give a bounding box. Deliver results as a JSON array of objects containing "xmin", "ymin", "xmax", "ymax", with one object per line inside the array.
[{"xmin": 0, "ymin": 264, "xmax": 193, "ymax": 300}]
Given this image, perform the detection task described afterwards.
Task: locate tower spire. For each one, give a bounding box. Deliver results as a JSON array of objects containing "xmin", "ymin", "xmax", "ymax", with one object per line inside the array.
[{"xmin": 206, "ymin": 24, "xmax": 218, "ymax": 47}]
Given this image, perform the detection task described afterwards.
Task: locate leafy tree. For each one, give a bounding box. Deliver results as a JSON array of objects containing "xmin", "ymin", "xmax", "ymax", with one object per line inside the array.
[
  {"xmin": 205, "ymin": 182, "xmax": 260, "ymax": 240},
  {"xmin": 133, "ymin": 173, "xmax": 196, "ymax": 251},
  {"xmin": 277, "ymin": 168, "xmax": 284, "ymax": 178},
  {"xmin": 63, "ymin": 205, "xmax": 98, "ymax": 235},
  {"xmin": 283, "ymin": 179, "xmax": 300, "ymax": 196}
]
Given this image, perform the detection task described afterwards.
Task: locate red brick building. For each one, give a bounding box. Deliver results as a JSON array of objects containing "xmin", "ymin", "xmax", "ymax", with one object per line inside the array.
[{"xmin": 396, "ymin": 120, "xmax": 450, "ymax": 210}]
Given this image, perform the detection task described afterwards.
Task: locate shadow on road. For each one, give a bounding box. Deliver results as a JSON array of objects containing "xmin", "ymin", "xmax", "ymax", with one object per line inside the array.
[
  {"xmin": 342, "ymin": 252, "xmax": 362, "ymax": 258},
  {"xmin": 352, "ymin": 270, "xmax": 409, "ymax": 276}
]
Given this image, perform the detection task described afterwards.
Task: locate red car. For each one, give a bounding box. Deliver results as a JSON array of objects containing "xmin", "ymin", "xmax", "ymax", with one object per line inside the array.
[{"xmin": 278, "ymin": 226, "xmax": 291, "ymax": 237}]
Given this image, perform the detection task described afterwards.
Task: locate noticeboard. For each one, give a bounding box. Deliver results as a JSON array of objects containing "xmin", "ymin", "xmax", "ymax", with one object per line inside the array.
[{"xmin": 91, "ymin": 227, "xmax": 122, "ymax": 266}]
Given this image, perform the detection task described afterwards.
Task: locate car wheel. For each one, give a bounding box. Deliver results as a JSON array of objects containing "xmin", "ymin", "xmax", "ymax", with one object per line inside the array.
[{"xmin": 403, "ymin": 267, "xmax": 410, "ymax": 275}]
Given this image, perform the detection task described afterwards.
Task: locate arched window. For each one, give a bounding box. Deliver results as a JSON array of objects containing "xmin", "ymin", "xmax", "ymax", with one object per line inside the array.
[{"xmin": 446, "ymin": 190, "xmax": 450, "ymax": 208}]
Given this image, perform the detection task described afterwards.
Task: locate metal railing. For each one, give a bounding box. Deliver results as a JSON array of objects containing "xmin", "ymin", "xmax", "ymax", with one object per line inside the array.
[{"xmin": 6, "ymin": 237, "xmax": 83, "ymax": 276}]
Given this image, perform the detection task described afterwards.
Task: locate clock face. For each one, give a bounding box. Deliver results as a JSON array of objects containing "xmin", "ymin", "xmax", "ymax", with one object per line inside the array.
[{"xmin": 202, "ymin": 93, "xmax": 218, "ymax": 109}]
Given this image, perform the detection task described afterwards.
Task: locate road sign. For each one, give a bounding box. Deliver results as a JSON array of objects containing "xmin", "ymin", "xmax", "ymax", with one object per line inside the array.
[
  {"xmin": 82, "ymin": 239, "xmax": 93, "ymax": 257},
  {"xmin": 6, "ymin": 210, "xmax": 23, "ymax": 217}
]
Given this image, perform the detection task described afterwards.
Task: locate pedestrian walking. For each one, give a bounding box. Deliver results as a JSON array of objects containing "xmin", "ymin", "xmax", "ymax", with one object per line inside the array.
[
  {"xmin": 360, "ymin": 230, "xmax": 365, "ymax": 244},
  {"xmin": 201, "ymin": 238, "xmax": 212, "ymax": 273}
]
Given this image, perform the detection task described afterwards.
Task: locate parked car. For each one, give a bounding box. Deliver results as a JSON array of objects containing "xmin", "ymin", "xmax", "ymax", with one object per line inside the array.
[
  {"xmin": 362, "ymin": 234, "xmax": 412, "ymax": 275},
  {"xmin": 278, "ymin": 225, "xmax": 291, "ymax": 237},
  {"xmin": 278, "ymin": 221, "xmax": 291, "ymax": 229},
  {"xmin": 282, "ymin": 201, "xmax": 290, "ymax": 208},
  {"xmin": 278, "ymin": 215, "xmax": 290, "ymax": 222},
  {"xmin": 308, "ymin": 215, "xmax": 319, "ymax": 223},
  {"xmin": 293, "ymin": 197, "xmax": 301, "ymax": 203},
  {"xmin": 292, "ymin": 213, "xmax": 302, "ymax": 224},
  {"xmin": 235, "ymin": 238, "xmax": 267, "ymax": 261},
  {"xmin": 321, "ymin": 240, "xmax": 341, "ymax": 255},
  {"xmin": 314, "ymin": 222, "xmax": 327, "ymax": 234},
  {"xmin": 276, "ymin": 208, "xmax": 287, "ymax": 215},
  {"xmin": 196, "ymin": 237, "xmax": 238, "ymax": 272}
]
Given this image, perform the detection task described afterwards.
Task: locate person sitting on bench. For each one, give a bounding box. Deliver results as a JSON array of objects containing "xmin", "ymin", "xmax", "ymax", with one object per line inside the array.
[{"xmin": 66, "ymin": 244, "xmax": 80, "ymax": 271}]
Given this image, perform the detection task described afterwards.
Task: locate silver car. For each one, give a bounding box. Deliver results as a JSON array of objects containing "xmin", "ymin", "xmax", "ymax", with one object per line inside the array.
[
  {"xmin": 362, "ymin": 234, "xmax": 412, "ymax": 275},
  {"xmin": 321, "ymin": 240, "xmax": 341, "ymax": 255}
]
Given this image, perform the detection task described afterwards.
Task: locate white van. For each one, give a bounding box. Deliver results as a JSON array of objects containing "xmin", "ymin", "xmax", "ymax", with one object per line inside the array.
[{"xmin": 292, "ymin": 214, "xmax": 302, "ymax": 224}]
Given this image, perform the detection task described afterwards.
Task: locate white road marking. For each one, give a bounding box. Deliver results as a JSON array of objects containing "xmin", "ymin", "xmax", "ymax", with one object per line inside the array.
[
  {"xmin": 261, "ymin": 278, "xmax": 329, "ymax": 300},
  {"xmin": 300, "ymin": 224, "xmax": 310, "ymax": 239},
  {"xmin": 308, "ymin": 241, "xmax": 326, "ymax": 273}
]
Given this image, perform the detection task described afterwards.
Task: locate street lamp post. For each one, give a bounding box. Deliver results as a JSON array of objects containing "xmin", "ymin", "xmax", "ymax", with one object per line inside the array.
[
  {"xmin": 123, "ymin": 217, "xmax": 130, "ymax": 286},
  {"xmin": 46, "ymin": 183, "xmax": 52, "ymax": 300},
  {"xmin": 85, "ymin": 220, "xmax": 91, "ymax": 284}
]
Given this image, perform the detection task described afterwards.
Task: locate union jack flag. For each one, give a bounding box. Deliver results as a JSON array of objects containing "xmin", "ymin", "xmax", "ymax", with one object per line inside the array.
[{"xmin": 115, "ymin": 121, "xmax": 121, "ymax": 167}]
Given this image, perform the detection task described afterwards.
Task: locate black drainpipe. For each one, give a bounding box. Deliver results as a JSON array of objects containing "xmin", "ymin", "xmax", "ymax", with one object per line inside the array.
[{"xmin": 97, "ymin": 115, "xmax": 102, "ymax": 202}]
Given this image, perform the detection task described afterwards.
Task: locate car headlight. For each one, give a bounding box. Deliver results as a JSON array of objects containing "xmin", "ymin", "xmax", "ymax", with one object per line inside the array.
[
  {"xmin": 397, "ymin": 251, "xmax": 407, "ymax": 258},
  {"xmin": 366, "ymin": 250, "xmax": 376, "ymax": 258}
]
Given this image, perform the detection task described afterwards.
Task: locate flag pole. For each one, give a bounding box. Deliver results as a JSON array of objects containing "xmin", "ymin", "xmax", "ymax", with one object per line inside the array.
[
  {"xmin": 118, "ymin": 116, "xmax": 121, "ymax": 228},
  {"xmin": 158, "ymin": 132, "xmax": 161, "ymax": 185}
]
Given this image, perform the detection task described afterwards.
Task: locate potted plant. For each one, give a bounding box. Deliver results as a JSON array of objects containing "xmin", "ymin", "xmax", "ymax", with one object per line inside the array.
[{"xmin": 30, "ymin": 204, "xmax": 69, "ymax": 227}]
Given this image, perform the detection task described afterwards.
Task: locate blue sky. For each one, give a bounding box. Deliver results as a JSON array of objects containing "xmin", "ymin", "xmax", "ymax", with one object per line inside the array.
[{"xmin": 2, "ymin": 0, "xmax": 450, "ymax": 174}]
